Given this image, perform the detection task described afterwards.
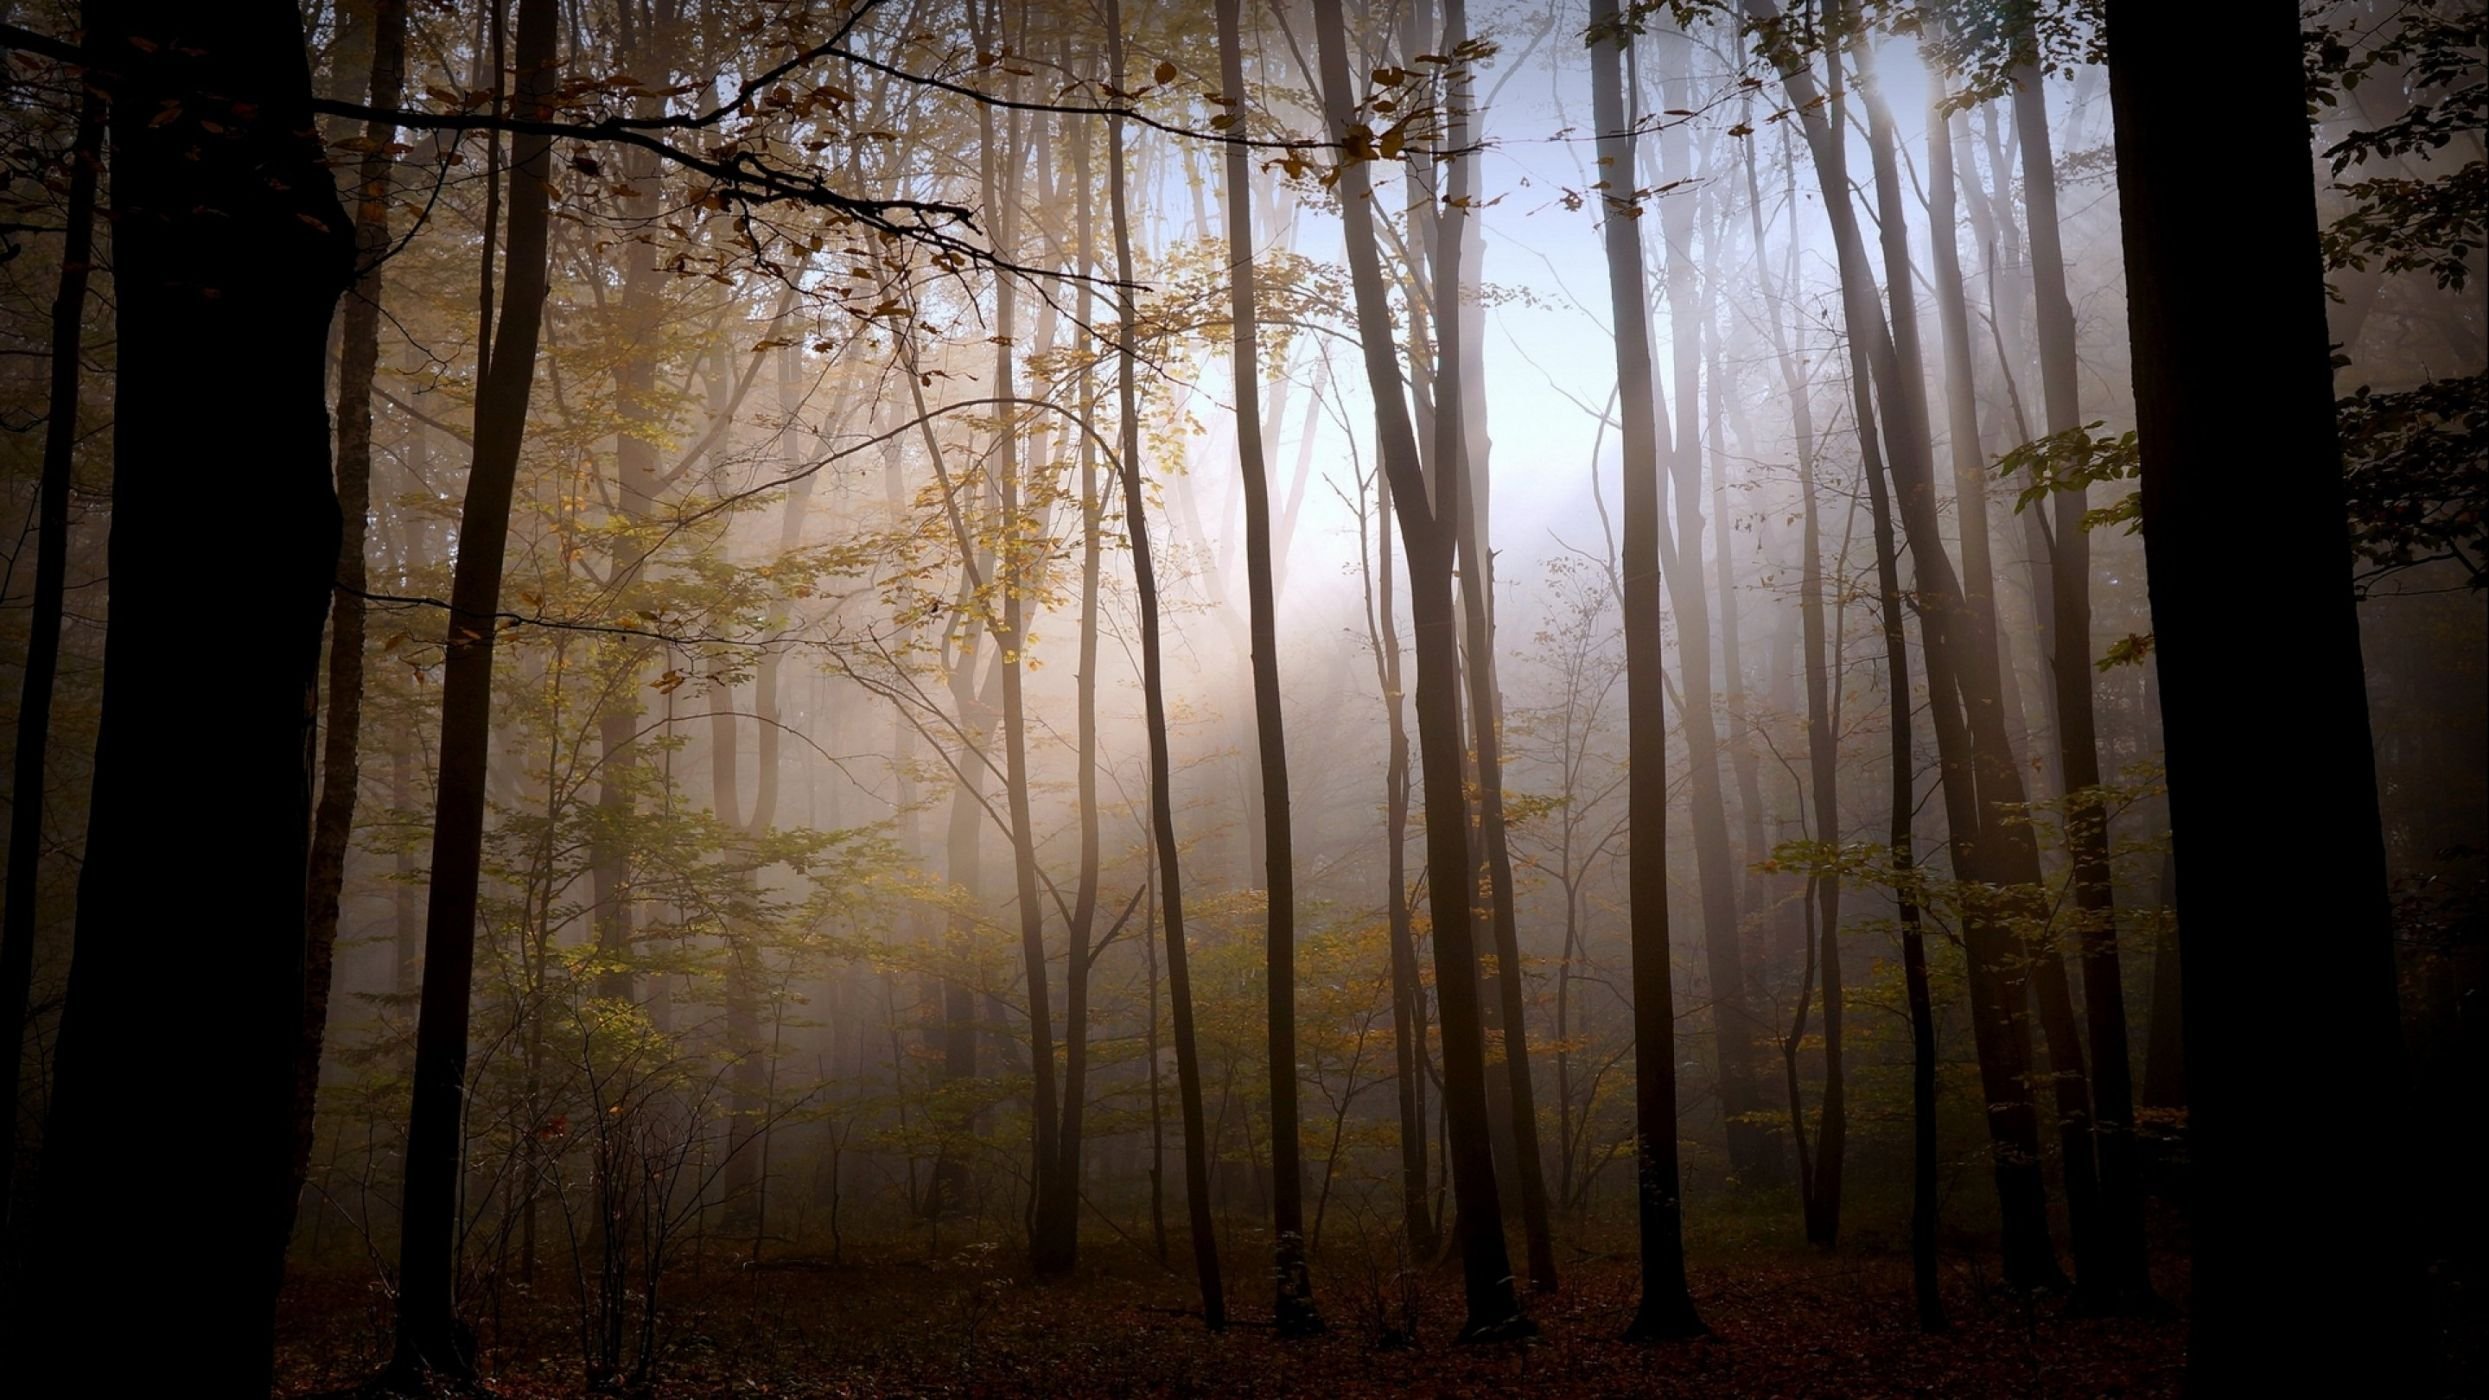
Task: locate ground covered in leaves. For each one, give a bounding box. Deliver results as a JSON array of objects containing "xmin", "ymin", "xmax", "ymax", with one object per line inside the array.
[{"xmin": 275, "ymin": 1243, "xmax": 2193, "ymax": 1397}]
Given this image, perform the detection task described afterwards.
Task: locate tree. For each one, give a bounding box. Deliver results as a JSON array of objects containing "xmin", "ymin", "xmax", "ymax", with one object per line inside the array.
[
  {"xmin": 1438, "ymin": 0, "xmax": 1560, "ymax": 1294},
  {"xmin": 17, "ymin": 4, "xmax": 353, "ymax": 1391},
  {"xmin": 295, "ymin": 0, "xmax": 409, "ymax": 1233},
  {"xmin": 0, "ymin": 35, "xmax": 100, "ymax": 1216},
  {"xmin": 392, "ymin": 0, "xmax": 559, "ymax": 1375},
  {"xmin": 1107, "ymin": 0, "xmax": 1223, "ymax": 1331},
  {"xmin": 1745, "ymin": 0, "xmax": 2062, "ymax": 1289},
  {"xmin": 1213, "ymin": 0, "xmax": 1318, "ymax": 1333},
  {"xmin": 2007, "ymin": 31, "xmax": 2151, "ymax": 1311},
  {"xmin": 1654, "ymin": 21, "xmax": 1774, "ymax": 1189},
  {"xmin": 2106, "ymin": 2, "xmax": 2414, "ymax": 1387},
  {"xmin": 1311, "ymin": 0, "xmax": 1529, "ymax": 1342},
  {"xmin": 1589, "ymin": 0, "xmax": 1705, "ymax": 1343}
]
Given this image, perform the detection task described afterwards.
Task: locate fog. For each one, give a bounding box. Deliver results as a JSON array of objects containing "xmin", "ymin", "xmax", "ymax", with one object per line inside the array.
[{"xmin": 0, "ymin": 0, "xmax": 2479, "ymax": 1393}]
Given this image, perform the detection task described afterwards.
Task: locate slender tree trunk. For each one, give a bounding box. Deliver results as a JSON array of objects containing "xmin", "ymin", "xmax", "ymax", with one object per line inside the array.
[
  {"xmin": 1746, "ymin": 0, "xmax": 2060, "ymax": 1290},
  {"xmin": 1107, "ymin": 0, "xmax": 1222, "ymax": 1328},
  {"xmin": 1363, "ymin": 463, "xmax": 1436, "ymax": 1262},
  {"xmin": 1858, "ymin": 33, "xmax": 2077, "ymax": 1295},
  {"xmin": 1143, "ymin": 871, "xmax": 1169, "ymax": 1266},
  {"xmin": 2010, "ymin": 48, "xmax": 2152, "ymax": 1314},
  {"xmin": 1043, "ymin": 58, "xmax": 1105, "ymax": 1280},
  {"xmin": 2106, "ymin": 6, "xmax": 2412, "ymax": 1387},
  {"xmin": 1589, "ymin": 0, "xmax": 1704, "ymax": 1342},
  {"xmin": 1311, "ymin": 0, "xmax": 1527, "ymax": 1342},
  {"xmin": 1747, "ymin": 123, "xmax": 1846, "ymax": 1250},
  {"xmin": 1843, "ymin": 291, "xmax": 1951, "ymax": 1336},
  {"xmin": 392, "ymin": 0, "xmax": 558, "ymax": 1374},
  {"xmin": 971, "ymin": 53, "xmax": 1066, "ymax": 1276},
  {"xmin": 295, "ymin": 0, "xmax": 408, "ymax": 1235},
  {"xmin": 1213, "ymin": 0, "xmax": 1318, "ymax": 1332},
  {"xmin": 21, "ymin": 6, "xmax": 353, "ymax": 1391},
  {"xmin": 1655, "ymin": 30, "xmax": 1772, "ymax": 1187},
  {"xmin": 0, "ymin": 66, "xmax": 100, "ymax": 1215},
  {"xmin": 589, "ymin": 4, "xmax": 668, "ymax": 1007},
  {"xmin": 1432, "ymin": 0, "xmax": 1558, "ymax": 1295}
]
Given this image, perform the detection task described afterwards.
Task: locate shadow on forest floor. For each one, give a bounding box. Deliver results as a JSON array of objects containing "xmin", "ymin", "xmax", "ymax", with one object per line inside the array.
[{"xmin": 275, "ymin": 1244, "xmax": 2192, "ymax": 1397}]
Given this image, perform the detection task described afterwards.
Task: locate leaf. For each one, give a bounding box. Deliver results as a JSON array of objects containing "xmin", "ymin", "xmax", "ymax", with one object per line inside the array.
[
  {"xmin": 1152, "ymin": 59, "xmax": 1178, "ymax": 86},
  {"xmin": 2097, "ymin": 632, "xmax": 2155, "ymax": 672}
]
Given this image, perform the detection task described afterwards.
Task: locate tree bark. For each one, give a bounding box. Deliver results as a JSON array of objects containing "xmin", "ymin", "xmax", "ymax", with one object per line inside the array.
[
  {"xmin": 1436, "ymin": 0, "xmax": 1558, "ymax": 1295},
  {"xmin": 0, "ymin": 60, "xmax": 100, "ymax": 1216},
  {"xmin": 1746, "ymin": 0, "xmax": 2060, "ymax": 1289},
  {"xmin": 2106, "ymin": 4, "xmax": 2413, "ymax": 1387},
  {"xmin": 1589, "ymin": 0, "xmax": 1705, "ymax": 1342},
  {"xmin": 2009, "ymin": 46, "xmax": 2152, "ymax": 1313},
  {"xmin": 294, "ymin": 0, "xmax": 407, "ymax": 1239},
  {"xmin": 1107, "ymin": 0, "xmax": 1223, "ymax": 1329},
  {"xmin": 1654, "ymin": 29, "xmax": 1773, "ymax": 1188},
  {"xmin": 23, "ymin": 5, "xmax": 352, "ymax": 1390},
  {"xmin": 392, "ymin": 0, "xmax": 558, "ymax": 1375},
  {"xmin": 1311, "ymin": 0, "xmax": 1527, "ymax": 1342},
  {"xmin": 1042, "ymin": 49, "xmax": 1105, "ymax": 1281},
  {"xmin": 1745, "ymin": 124, "xmax": 1846, "ymax": 1250},
  {"xmin": 1214, "ymin": 0, "xmax": 1318, "ymax": 1332}
]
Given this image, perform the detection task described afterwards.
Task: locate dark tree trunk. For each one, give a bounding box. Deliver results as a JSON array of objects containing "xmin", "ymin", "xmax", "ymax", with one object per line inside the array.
[
  {"xmin": 1363, "ymin": 464, "xmax": 1436, "ymax": 1263},
  {"xmin": 2106, "ymin": 4, "xmax": 2413, "ymax": 1387},
  {"xmin": 1747, "ymin": 0, "xmax": 2061, "ymax": 1290},
  {"xmin": 1435, "ymin": 0, "xmax": 1557, "ymax": 1295},
  {"xmin": 391, "ymin": 0, "xmax": 558, "ymax": 1376},
  {"xmin": 1107, "ymin": 0, "xmax": 1222, "ymax": 1328},
  {"xmin": 1312, "ymin": 0, "xmax": 1527, "ymax": 1342},
  {"xmin": 1042, "ymin": 53, "xmax": 1105, "ymax": 1281},
  {"xmin": 1214, "ymin": 0, "xmax": 1318, "ymax": 1333},
  {"xmin": 1590, "ymin": 0, "xmax": 1704, "ymax": 1343},
  {"xmin": 21, "ymin": 5, "xmax": 352, "ymax": 1391},
  {"xmin": 2139, "ymin": 852, "xmax": 2184, "ymax": 1112},
  {"xmin": 2010, "ymin": 49, "xmax": 2153, "ymax": 1314},
  {"xmin": 0, "ymin": 63, "xmax": 100, "ymax": 1214},
  {"xmin": 1842, "ymin": 291, "xmax": 1950, "ymax": 1337},
  {"xmin": 294, "ymin": 0, "xmax": 408, "ymax": 1236}
]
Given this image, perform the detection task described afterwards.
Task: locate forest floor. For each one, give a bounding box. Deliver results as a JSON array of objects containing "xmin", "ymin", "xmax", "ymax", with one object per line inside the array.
[{"xmin": 274, "ymin": 1242, "xmax": 2193, "ymax": 1397}]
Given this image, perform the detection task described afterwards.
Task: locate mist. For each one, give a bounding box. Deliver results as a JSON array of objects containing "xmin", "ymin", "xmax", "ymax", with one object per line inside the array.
[{"xmin": 0, "ymin": 1, "xmax": 2480, "ymax": 1394}]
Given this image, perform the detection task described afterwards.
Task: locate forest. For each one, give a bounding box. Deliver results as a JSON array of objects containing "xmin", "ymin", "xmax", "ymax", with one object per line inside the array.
[{"xmin": 0, "ymin": 0, "xmax": 2480, "ymax": 1394}]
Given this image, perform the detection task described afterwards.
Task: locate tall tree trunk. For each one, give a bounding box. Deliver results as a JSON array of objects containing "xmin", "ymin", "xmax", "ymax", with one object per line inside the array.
[
  {"xmin": 1745, "ymin": 124, "xmax": 1848, "ymax": 1249},
  {"xmin": 1106, "ymin": 0, "xmax": 1222, "ymax": 1329},
  {"xmin": 2106, "ymin": 5, "xmax": 2412, "ymax": 1388},
  {"xmin": 0, "ymin": 64, "xmax": 100, "ymax": 1215},
  {"xmin": 1589, "ymin": 0, "xmax": 1704, "ymax": 1342},
  {"xmin": 1214, "ymin": 0, "xmax": 1318, "ymax": 1333},
  {"xmin": 294, "ymin": 0, "xmax": 408, "ymax": 1235},
  {"xmin": 1654, "ymin": 29, "xmax": 1772, "ymax": 1187},
  {"xmin": 1843, "ymin": 281, "xmax": 1951, "ymax": 1336},
  {"xmin": 588, "ymin": 0, "xmax": 670, "ymax": 1008},
  {"xmin": 1311, "ymin": 0, "xmax": 1527, "ymax": 1342},
  {"xmin": 392, "ymin": 0, "xmax": 558, "ymax": 1375},
  {"xmin": 971, "ymin": 43, "xmax": 1066, "ymax": 1276},
  {"xmin": 1436, "ymin": 0, "xmax": 1557, "ymax": 1295},
  {"xmin": 1043, "ymin": 52, "xmax": 1105, "ymax": 1281},
  {"xmin": 2009, "ymin": 46, "xmax": 2152, "ymax": 1314},
  {"xmin": 1858, "ymin": 27, "xmax": 2080, "ymax": 1295},
  {"xmin": 21, "ymin": 6, "xmax": 353, "ymax": 1391},
  {"xmin": 1362, "ymin": 461, "xmax": 1436, "ymax": 1262},
  {"xmin": 1746, "ymin": 0, "xmax": 2061, "ymax": 1290}
]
